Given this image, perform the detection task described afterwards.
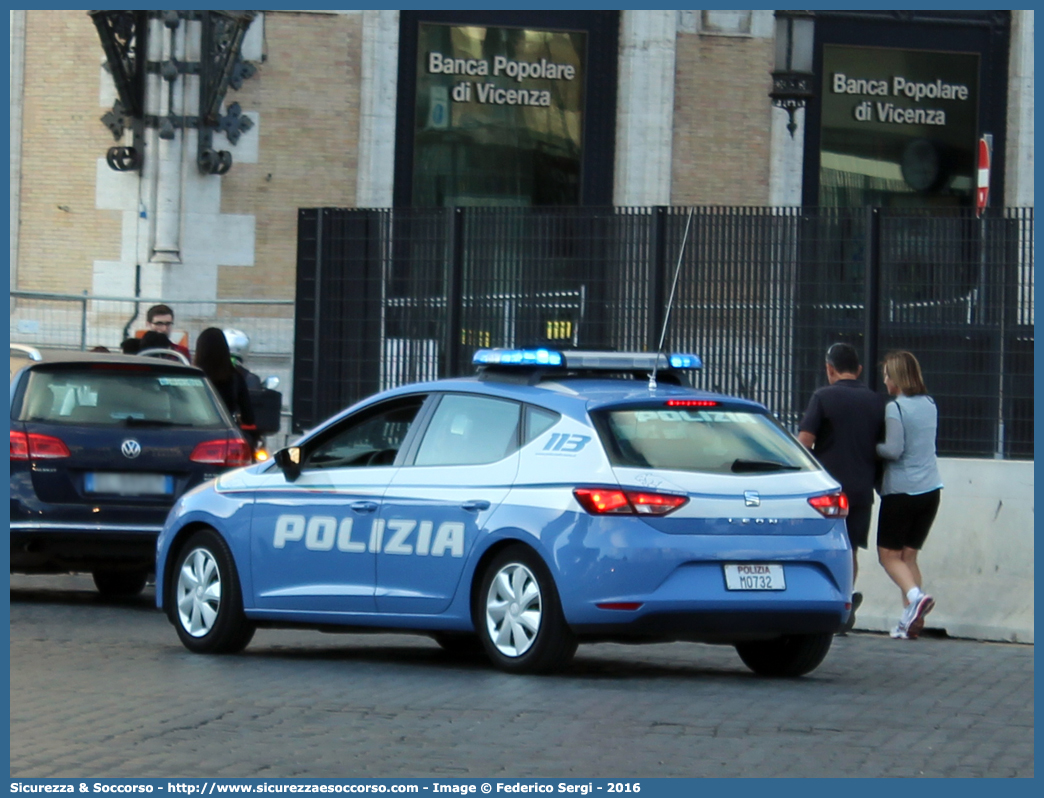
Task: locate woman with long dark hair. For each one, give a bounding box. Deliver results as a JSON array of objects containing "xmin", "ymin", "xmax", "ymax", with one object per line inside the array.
[
  {"xmin": 194, "ymin": 327, "xmax": 255, "ymax": 433},
  {"xmin": 876, "ymin": 350, "xmax": 943, "ymax": 640}
]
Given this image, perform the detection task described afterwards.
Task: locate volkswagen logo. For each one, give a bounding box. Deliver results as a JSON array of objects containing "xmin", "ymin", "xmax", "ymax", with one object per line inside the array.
[
  {"xmin": 121, "ymin": 439, "xmax": 142, "ymax": 459},
  {"xmin": 744, "ymin": 490, "xmax": 760, "ymax": 507}
]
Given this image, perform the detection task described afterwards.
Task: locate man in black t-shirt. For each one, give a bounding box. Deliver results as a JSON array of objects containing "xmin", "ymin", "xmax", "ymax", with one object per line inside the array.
[{"xmin": 798, "ymin": 343, "xmax": 886, "ymax": 629}]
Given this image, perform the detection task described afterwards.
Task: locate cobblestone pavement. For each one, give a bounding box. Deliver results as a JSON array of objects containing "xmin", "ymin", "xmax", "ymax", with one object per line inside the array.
[{"xmin": 9, "ymin": 574, "xmax": 1033, "ymax": 779}]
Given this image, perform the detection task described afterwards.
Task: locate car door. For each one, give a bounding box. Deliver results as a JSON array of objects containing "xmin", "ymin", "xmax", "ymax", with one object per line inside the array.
[
  {"xmin": 249, "ymin": 394, "xmax": 427, "ymax": 614},
  {"xmin": 376, "ymin": 392, "xmax": 522, "ymax": 614}
]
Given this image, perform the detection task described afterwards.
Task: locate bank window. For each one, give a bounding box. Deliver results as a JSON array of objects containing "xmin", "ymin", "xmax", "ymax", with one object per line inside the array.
[
  {"xmin": 413, "ymin": 23, "xmax": 586, "ymax": 207},
  {"xmin": 819, "ymin": 44, "xmax": 980, "ymax": 208},
  {"xmin": 698, "ymin": 11, "xmax": 752, "ymax": 37}
]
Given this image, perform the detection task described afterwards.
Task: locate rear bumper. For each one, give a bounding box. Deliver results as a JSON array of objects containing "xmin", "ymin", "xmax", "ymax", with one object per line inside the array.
[
  {"xmin": 10, "ymin": 523, "xmax": 161, "ymax": 573},
  {"xmin": 572, "ymin": 607, "xmax": 845, "ymax": 644}
]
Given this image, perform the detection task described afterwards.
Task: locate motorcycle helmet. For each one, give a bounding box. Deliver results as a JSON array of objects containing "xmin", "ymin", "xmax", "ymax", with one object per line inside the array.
[{"xmin": 223, "ymin": 328, "xmax": 250, "ymax": 361}]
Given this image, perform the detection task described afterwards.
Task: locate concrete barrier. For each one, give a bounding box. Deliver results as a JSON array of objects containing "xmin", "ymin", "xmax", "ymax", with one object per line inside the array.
[{"xmin": 853, "ymin": 458, "xmax": 1034, "ymax": 643}]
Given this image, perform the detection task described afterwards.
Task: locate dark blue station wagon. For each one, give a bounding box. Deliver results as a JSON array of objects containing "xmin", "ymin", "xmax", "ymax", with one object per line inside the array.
[{"xmin": 10, "ymin": 351, "xmax": 250, "ymax": 596}]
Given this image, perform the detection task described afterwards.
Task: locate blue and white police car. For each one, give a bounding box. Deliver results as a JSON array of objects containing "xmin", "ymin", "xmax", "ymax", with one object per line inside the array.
[{"xmin": 156, "ymin": 349, "xmax": 853, "ymax": 677}]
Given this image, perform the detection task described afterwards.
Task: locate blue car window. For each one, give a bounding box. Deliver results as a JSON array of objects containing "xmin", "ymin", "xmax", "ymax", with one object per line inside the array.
[
  {"xmin": 524, "ymin": 405, "xmax": 560, "ymax": 444},
  {"xmin": 413, "ymin": 394, "xmax": 521, "ymax": 466},
  {"xmin": 305, "ymin": 398, "xmax": 424, "ymax": 469}
]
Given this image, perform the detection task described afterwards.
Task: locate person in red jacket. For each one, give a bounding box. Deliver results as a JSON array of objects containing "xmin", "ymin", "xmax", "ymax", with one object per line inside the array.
[{"xmin": 146, "ymin": 304, "xmax": 190, "ymax": 361}]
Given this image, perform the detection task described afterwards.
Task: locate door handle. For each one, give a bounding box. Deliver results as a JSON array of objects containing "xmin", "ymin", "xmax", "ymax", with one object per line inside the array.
[
  {"xmin": 350, "ymin": 500, "xmax": 379, "ymax": 513},
  {"xmin": 461, "ymin": 499, "xmax": 491, "ymax": 512}
]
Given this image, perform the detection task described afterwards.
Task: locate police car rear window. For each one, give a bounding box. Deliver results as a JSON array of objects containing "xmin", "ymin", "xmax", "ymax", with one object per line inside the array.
[
  {"xmin": 17, "ymin": 368, "xmax": 225, "ymax": 428},
  {"xmin": 594, "ymin": 406, "xmax": 817, "ymax": 475}
]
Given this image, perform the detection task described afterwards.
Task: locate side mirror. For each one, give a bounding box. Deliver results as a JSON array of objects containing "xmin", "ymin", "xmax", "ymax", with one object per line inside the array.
[{"xmin": 273, "ymin": 446, "xmax": 302, "ymax": 481}]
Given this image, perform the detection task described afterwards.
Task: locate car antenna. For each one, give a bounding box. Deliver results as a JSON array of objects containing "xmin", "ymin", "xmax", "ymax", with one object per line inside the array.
[{"xmin": 649, "ymin": 207, "xmax": 695, "ymax": 391}]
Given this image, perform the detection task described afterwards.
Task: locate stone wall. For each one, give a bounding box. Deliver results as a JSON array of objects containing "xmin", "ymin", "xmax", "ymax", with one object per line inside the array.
[
  {"xmin": 671, "ymin": 30, "xmax": 774, "ymax": 206},
  {"xmin": 219, "ymin": 11, "xmax": 363, "ymax": 300},
  {"xmin": 18, "ymin": 11, "xmax": 122, "ymax": 294}
]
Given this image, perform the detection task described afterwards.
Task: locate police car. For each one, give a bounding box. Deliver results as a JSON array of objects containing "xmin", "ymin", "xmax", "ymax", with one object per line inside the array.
[{"xmin": 155, "ymin": 349, "xmax": 853, "ymax": 677}]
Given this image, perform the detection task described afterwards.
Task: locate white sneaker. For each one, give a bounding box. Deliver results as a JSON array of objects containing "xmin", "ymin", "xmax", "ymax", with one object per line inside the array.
[
  {"xmin": 890, "ymin": 624, "xmax": 909, "ymax": 639},
  {"xmin": 900, "ymin": 589, "xmax": 924, "ymax": 626},
  {"xmin": 906, "ymin": 594, "xmax": 935, "ymax": 639}
]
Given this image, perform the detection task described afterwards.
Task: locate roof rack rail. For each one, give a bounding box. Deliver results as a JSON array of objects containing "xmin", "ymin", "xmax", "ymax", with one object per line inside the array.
[
  {"xmin": 138, "ymin": 348, "xmax": 191, "ymax": 366},
  {"xmin": 10, "ymin": 343, "xmax": 43, "ymax": 362}
]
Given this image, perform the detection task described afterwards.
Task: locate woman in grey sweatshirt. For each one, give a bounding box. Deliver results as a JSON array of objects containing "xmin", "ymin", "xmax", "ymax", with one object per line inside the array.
[{"xmin": 876, "ymin": 351, "xmax": 944, "ymax": 639}]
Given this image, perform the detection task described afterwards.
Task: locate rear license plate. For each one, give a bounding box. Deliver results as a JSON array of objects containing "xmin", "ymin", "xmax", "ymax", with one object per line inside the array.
[
  {"xmin": 84, "ymin": 472, "xmax": 174, "ymax": 496},
  {"xmin": 724, "ymin": 563, "xmax": 786, "ymax": 590}
]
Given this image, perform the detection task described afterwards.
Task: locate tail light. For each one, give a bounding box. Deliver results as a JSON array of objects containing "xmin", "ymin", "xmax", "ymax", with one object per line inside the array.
[
  {"xmin": 10, "ymin": 430, "xmax": 70, "ymax": 460},
  {"xmin": 808, "ymin": 492, "xmax": 849, "ymax": 517},
  {"xmin": 665, "ymin": 399, "xmax": 718, "ymax": 408},
  {"xmin": 226, "ymin": 438, "xmax": 253, "ymax": 466},
  {"xmin": 190, "ymin": 438, "xmax": 252, "ymax": 467},
  {"xmin": 10, "ymin": 431, "xmax": 28, "ymax": 460},
  {"xmin": 574, "ymin": 487, "xmax": 688, "ymax": 516}
]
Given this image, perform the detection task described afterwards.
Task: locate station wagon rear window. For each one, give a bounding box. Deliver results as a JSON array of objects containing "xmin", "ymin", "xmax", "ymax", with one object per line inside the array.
[
  {"xmin": 16, "ymin": 367, "xmax": 225, "ymax": 428},
  {"xmin": 594, "ymin": 406, "xmax": 818, "ymax": 475}
]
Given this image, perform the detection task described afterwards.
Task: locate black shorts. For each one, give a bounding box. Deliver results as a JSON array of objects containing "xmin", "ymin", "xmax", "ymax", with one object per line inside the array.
[
  {"xmin": 877, "ymin": 489, "xmax": 941, "ymax": 551},
  {"xmin": 844, "ymin": 502, "xmax": 872, "ymax": 550}
]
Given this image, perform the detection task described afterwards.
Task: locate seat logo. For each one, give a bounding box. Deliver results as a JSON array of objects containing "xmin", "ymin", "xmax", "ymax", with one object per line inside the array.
[
  {"xmin": 744, "ymin": 490, "xmax": 760, "ymax": 507},
  {"xmin": 121, "ymin": 439, "xmax": 142, "ymax": 459}
]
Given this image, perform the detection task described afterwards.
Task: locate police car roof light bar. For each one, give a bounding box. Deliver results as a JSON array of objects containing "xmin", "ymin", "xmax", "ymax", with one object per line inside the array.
[
  {"xmin": 472, "ymin": 348, "xmax": 702, "ymax": 372},
  {"xmin": 472, "ymin": 348, "xmax": 564, "ymax": 367}
]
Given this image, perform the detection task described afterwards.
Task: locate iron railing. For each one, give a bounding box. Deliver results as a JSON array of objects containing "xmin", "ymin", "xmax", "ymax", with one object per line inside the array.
[
  {"xmin": 295, "ymin": 205, "xmax": 1033, "ymax": 459},
  {"xmin": 8, "ymin": 292, "xmax": 297, "ymax": 445}
]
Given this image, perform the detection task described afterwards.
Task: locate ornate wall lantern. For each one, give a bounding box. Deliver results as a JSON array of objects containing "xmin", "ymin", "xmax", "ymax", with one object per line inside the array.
[
  {"xmin": 769, "ymin": 10, "xmax": 815, "ymax": 137},
  {"xmin": 90, "ymin": 10, "xmax": 257, "ymax": 174}
]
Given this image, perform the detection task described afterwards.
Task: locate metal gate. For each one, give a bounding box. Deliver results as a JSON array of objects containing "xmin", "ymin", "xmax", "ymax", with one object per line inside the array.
[{"xmin": 294, "ymin": 205, "xmax": 1033, "ymax": 459}]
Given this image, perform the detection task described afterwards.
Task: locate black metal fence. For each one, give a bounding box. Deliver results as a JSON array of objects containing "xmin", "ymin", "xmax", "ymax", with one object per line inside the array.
[{"xmin": 294, "ymin": 206, "xmax": 1033, "ymax": 459}]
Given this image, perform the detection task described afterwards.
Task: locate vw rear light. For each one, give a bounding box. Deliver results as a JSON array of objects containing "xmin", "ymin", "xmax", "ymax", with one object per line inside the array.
[
  {"xmin": 808, "ymin": 492, "xmax": 849, "ymax": 517},
  {"xmin": 226, "ymin": 438, "xmax": 252, "ymax": 466},
  {"xmin": 574, "ymin": 487, "xmax": 688, "ymax": 516},
  {"xmin": 191, "ymin": 438, "xmax": 252, "ymax": 467},
  {"xmin": 665, "ymin": 399, "xmax": 718, "ymax": 408},
  {"xmin": 10, "ymin": 431, "xmax": 70, "ymax": 460},
  {"xmin": 10, "ymin": 431, "xmax": 28, "ymax": 460}
]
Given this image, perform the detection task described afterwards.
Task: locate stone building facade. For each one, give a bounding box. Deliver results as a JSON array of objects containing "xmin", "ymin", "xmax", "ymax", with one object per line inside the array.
[{"xmin": 9, "ymin": 9, "xmax": 1033, "ymax": 308}]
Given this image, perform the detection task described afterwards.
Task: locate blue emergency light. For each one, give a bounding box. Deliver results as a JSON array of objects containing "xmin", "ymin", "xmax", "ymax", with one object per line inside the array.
[
  {"xmin": 472, "ymin": 348, "xmax": 564, "ymax": 367},
  {"xmin": 472, "ymin": 349, "xmax": 702, "ymax": 371},
  {"xmin": 668, "ymin": 353, "xmax": 702, "ymax": 369}
]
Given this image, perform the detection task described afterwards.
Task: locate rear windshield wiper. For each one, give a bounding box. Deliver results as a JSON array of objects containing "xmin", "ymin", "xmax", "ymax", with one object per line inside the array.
[
  {"xmin": 122, "ymin": 417, "xmax": 180, "ymax": 427},
  {"xmin": 731, "ymin": 458, "xmax": 802, "ymax": 473}
]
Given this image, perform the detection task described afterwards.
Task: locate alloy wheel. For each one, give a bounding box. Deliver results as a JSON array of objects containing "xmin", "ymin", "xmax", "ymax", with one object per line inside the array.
[
  {"xmin": 176, "ymin": 547, "xmax": 222, "ymax": 638},
  {"xmin": 484, "ymin": 562, "xmax": 542, "ymax": 657}
]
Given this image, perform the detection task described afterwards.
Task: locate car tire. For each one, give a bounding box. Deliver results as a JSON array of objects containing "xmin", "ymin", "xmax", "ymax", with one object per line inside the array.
[
  {"xmin": 92, "ymin": 568, "xmax": 148, "ymax": 597},
  {"xmin": 169, "ymin": 528, "xmax": 255, "ymax": 654},
  {"xmin": 473, "ymin": 545, "xmax": 577, "ymax": 674},
  {"xmin": 734, "ymin": 632, "xmax": 833, "ymax": 677}
]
